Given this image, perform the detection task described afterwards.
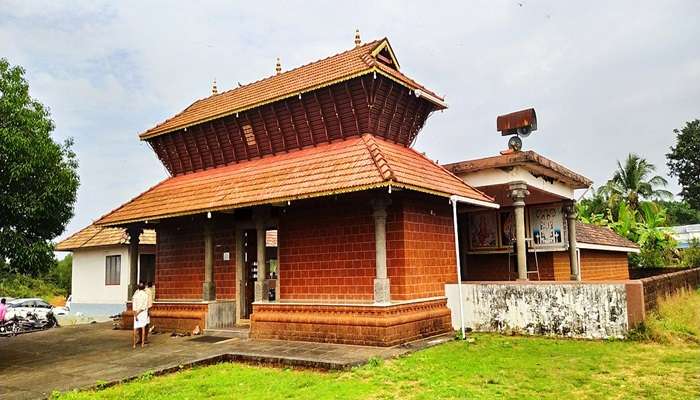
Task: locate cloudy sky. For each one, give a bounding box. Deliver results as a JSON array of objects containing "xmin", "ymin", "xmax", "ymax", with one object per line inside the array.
[{"xmin": 1, "ymin": 0, "xmax": 698, "ymax": 243}]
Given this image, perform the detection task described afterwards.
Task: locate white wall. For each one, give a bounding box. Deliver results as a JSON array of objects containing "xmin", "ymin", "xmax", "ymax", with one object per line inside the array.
[
  {"xmin": 457, "ymin": 166, "xmax": 575, "ymax": 200},
  {"xmin": 71, "ymin": 246, "xmax": 131, "ymax": 305},
  {"xmin": 445, "ymin": 282, "xmax": 629, "ymax": 339}
]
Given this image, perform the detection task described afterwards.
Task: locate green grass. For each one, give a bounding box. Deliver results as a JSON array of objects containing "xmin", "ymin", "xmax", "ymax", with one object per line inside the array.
[
  {"xmin": 54, "ymin": 292, "xmax": 700, "ymax": 400},
  {"xmin": 640, "ymin": 289, "xmax": 700, "ymax": 344}
]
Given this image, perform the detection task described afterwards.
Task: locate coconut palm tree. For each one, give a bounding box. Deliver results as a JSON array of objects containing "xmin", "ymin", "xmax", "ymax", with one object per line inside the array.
[{"xmin": 604, "ymin": 153, "xmax": 673, "ymax": 210}]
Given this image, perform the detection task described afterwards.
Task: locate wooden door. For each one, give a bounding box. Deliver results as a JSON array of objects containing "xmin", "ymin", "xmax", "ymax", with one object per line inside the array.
[{"xmin": 242, "ymin": 229, "xmax": 258, "ymax": 319}]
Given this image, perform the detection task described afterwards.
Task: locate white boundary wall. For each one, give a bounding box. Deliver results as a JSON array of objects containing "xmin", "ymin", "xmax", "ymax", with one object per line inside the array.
[{"xmin": 445, "ymin": 282, "xmax": 629, "ymax": 339}]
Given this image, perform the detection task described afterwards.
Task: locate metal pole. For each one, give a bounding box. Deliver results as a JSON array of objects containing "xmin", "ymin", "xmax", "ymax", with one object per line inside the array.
[{"xmin": 451, "ymin": 198, "xmax": 466, "ymax": 339}]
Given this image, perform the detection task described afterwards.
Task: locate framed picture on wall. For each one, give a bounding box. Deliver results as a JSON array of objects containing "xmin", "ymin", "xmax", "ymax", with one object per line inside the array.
[
  {"xmin": 468, "ymin": 212, "xmax": 499, "ymax": 250},
  {"xmin": 500, "ymin": 210, "xmax": 515, "ymax": 247},
  {"xmin": 529, "ymin": 205, "xmax": 567, "ymax": 249}
]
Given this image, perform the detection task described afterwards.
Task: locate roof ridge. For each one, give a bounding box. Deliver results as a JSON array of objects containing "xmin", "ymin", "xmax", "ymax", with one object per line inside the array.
[
  {"xmin": 140, "ymin": 39, "xmax": 384, "ymax": 139},
  {"xmin": 361, "ymin": 134, "xmax": 395, "ymax": 181},
  {"xmin": 212, "ymin": 39, "xmax": 383, "ymax": 100}
]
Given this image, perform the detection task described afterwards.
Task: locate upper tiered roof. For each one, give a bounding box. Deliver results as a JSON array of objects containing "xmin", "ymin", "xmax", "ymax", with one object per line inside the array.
[{"xmin": 140, "ymin": 38, "xmax": 445, "ymax": 140}]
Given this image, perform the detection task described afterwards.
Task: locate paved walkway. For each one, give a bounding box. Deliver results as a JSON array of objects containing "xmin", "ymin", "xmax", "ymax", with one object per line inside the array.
[{"xmin": 0, "ymin": 323, "xmax": 451, "ymax": 399}]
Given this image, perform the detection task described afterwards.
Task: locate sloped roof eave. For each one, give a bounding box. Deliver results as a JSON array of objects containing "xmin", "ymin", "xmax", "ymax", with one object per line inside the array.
[{"xmin": 95, "ymin": 136, "xmax": 493, "ymax": 227}]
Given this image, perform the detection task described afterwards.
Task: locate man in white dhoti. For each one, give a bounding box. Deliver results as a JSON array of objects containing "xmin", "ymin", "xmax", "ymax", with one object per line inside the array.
[
  {"xmin": 145, "ymin": 281, "xmax": 155, "ymax": 335},
  {"xmin": 132, "ymin": 282, "xmax": 149, "ymax": 349}
]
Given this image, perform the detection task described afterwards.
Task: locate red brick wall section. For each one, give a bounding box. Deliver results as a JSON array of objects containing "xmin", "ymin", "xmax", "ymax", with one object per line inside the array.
[
  {"xmin": 156, "ymin": 218, "xmax": 235, "ymax": 300},
  {"xmin": 278, "ymin": 196, "xmax": 377, "ymax": 301},
  {"xmin": 580, "ymin": 250, "xmax": 629, "ymax": 281},
  {"xmin": 552, "ymin": 252, "xmax": 571, "ymax": 280},
  {"xmin": 639, "ymin": 267, "xmax": 700, "ymax": 310},
  {"xmin": 389, "ymin": 196, "xmax": 458, "ymax": 300},
  {"xmin": 278, "ymin": 192, "xmax": 461, "ymax": 301},
  {"xmin": 464, "ymin": 253, "xmax": 556, "ymax": 281},
  {"xmin": 251, "ymin": 299, "xmax": 452, "ymax": 346},
  {"xmin": 465, "ymin": 250, "xmax": 630, "ymax": 282},
  {"xmin": 122, "ymin": 302, "xmax": 207, "ymax": 333}
]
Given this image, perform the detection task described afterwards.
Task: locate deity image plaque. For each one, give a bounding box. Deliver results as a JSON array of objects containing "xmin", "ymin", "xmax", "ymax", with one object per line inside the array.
[
  {"xmin": 468, "ymin": 212, "xmax": 499, "ymax": 250},
  {"xmin": 529, "ymin": 205, "xmax": 566, "ymax": 248}
]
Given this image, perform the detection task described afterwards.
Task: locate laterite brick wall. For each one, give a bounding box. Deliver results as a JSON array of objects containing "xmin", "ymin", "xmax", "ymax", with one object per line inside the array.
[
  {"xmin": 251, "ymin": 299, "xmax": 452, "ymax": 346},
  {"xmin": 465, "ymin": 250, "xmax": 629, "ymax": 282},
  {"xmin": 278, "ymin": 193, "xmax": 461, "ymax": 301},
  {"xmin": 278, "ymin": 196, "xmax": 378, "ymax": 301},
  {"xmin": 464, "ymin": 253, "xmax": 557, "ymax": 281},
  {"xmin": 389, "ymin": 196, "xmax": 457, "ymax": 300},
  {"xmin": 156, "ymin": 218, "xmax": 235, "ymax": 300},
  {"xmin": 639, "ymin": 267, "xmax": 700, "ymax": 310},
  {"xmin": 580, "ymin": 250, "xmax": 629, "ymax": 281}
]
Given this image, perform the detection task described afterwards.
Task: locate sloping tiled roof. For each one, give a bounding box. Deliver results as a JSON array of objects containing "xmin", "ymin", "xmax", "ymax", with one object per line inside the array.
[
  {"xmin": 95, "ymin": 135, "xmax": 493, "ymax": 226},
  {"xmin": 55, "ymin": 224, "xmax": 156, "ymax": 251},
  {"xmin": 443, "ymin": 150, "xmax": 593, "ymax": 189},
  {"xmin": 140, "ymin": 39, "xmax": 444, "ymax": 140},
  {"xmin": 576, "ymin": 222, "xmax": 638, "ymax": 249}
]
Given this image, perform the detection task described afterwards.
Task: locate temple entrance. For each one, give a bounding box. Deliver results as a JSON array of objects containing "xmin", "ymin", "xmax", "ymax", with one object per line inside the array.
[
  {"xmin": 138, "ymin": 254, "xmax": 155, "ymax": 284},
  {"xmin": 242, "ymin": 229, "xmax": 258, "ymax": 319}
]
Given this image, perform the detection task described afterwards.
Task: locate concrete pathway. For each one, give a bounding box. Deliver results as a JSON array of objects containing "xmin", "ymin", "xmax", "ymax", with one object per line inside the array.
[{"xmin": 0, "ymin": 323, "xmax": 451, "ymax": 399}]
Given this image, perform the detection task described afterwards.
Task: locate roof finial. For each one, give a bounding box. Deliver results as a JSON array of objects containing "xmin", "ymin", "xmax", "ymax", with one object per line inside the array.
[
  {"xmin": 275, "ymin": 57, "xmax": 282, "ymax": 75},
  {"xmin": 354, "ymin": 29, "xmax": 361, "ymax": 47},
  {"xmin": 211, "ymin": 79, "xmax": 218, "ymax": 95}
]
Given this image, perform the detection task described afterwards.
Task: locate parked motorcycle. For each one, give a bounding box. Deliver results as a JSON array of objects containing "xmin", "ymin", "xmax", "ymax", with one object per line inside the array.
[
  {"xmin": 0, "ymin": 317, "xmax": 21, "ymax": 336},
  {"xmin": 0, "ymin": 311, "xmax": 59, "ymax": 336}
]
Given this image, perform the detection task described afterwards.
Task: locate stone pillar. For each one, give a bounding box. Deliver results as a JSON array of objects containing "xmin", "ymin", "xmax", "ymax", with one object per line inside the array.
[
  {"xmin": 202, "ymin": 222, "xmax": 216, "ymax": 301},
  {"xmin": 565, "ymin": 203, "xmax": 581, "ymax": 281},
  {"xmin": 508, "ymin": 182, "xmax": 530, "ymax": 281},
  {"xmin": 254, "ymin": 217, "xmax": 266, "ymax": 302},
  {"xmin": 126, "ymin": 226, "xmax": 142, "ymax": 301},
  {"xmin": 234, "ymin": 227, "xmax": 245, "ymax": 321},
  {"xmin": 372, "ymin": 197, "xmax": 391, "ymax": 304}
]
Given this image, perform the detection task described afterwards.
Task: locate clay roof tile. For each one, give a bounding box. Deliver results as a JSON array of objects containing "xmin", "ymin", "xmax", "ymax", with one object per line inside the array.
[{"xmin": 95, "ymin": 136, "xmax": 493, "ymax": 226}]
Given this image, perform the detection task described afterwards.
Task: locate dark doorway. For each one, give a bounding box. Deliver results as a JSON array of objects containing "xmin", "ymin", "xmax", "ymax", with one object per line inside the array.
[
  {"xmin": 242, "ymin": 229, "xmax": 258, "ymax": 319},
  {"xmin": 139, "ymin": 254, "xmax": 156, "ymax": 284}
]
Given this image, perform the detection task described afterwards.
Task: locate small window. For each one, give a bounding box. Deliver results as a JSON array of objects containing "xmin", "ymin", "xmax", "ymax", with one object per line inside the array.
[
  {"xmin": 105, "ymin": 255, "xmax": 121, "ymax": 285},
  {"xmin": 242, "ymin": 124, "xmax": 256, "ymax": 146}
]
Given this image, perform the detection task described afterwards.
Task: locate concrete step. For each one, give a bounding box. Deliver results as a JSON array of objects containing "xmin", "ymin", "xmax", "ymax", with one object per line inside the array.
[{"xmin": 204, "ymin": 327, "xmax": 250, "ymax": 339}]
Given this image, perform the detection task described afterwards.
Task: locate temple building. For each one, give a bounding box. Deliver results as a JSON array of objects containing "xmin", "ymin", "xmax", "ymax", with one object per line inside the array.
[
  {"xmin": 82, "ymin": 34, "xmax": 638, "ymax": 346},
  {"xmin": 443, "ymin": 150, "xmax": 639, "ymax": 282},
  {"xmin": 93, "ymin": 35, "xmax": 498, "ymax": 346}
]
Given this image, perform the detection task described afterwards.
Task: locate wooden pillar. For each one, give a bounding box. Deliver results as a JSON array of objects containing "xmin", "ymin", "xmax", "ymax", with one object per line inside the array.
[
  {"xmin": 566, "ymin": 202, "xmax": 581, "ymax": 281},
  {"xmin": 202, "ymin": 222, "xmax": 216, "ymax": 301},
  {"xmin": 508, "ymin": 182, "xmax": 530, "ymax": 281},
  {"xmin": 372, "ymin": 197, "xmax": 391, "ymax": 304},
  {"xmin": 234, "ymin": 227, "xmax": 244, "ymax": 321},
  {"xmin": 126, "ymin": 226, "xmax": 142, "ymax": 301}
]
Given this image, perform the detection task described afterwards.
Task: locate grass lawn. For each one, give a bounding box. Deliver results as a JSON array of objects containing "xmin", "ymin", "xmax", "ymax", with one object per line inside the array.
[{"xmin": 55, "ymin": 291, "xmax": 700, "ymax": 400}]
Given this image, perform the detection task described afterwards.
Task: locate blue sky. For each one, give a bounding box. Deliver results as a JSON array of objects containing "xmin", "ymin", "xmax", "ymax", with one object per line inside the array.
[{"xmin": 1, "ymin": 0, "xmax": 698, "ymax": 244}]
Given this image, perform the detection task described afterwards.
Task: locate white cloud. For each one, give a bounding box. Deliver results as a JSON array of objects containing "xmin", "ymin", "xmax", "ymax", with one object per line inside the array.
[{"xmin": 1, "ymin": 0, "xmax": 698, "ymax": 239}]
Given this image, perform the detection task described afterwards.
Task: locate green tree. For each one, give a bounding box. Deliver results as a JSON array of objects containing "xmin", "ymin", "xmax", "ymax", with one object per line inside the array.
[
  {"xmin": 48, "ymin": 254, "xmax": 72, "ymax": 293},
  {"xmin": 0, "ymin": 58, "xmax": 79, "ymax": 275},
  {"xmin": 605, "ymin": 153, "xmax": 672, "ymax": 210},
  {"xmin": 658, "ymin": 200, "xmax": 700, "ymax": 226},
  {"xmin": 667, "ymin": 119, "xmax": 700, "ymax": 209}
]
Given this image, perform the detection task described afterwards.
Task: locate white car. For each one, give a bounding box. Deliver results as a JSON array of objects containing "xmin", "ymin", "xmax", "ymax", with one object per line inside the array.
[{"xmin": 5, "ymin": 298, "xmax": 55, "ymax": 320}]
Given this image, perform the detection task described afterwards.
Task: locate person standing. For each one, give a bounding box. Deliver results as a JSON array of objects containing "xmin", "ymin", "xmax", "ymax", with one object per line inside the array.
[
  {"xmin": 0, "ymin": 298, "xmax": 6, "ymax": 322},
  {"xmin": 132, "ymin": 283, "xmax": 149, "ymax": 349},
  {"xmin": 145, "ymin": 281, "xmax": 155, "ymax": 334}
]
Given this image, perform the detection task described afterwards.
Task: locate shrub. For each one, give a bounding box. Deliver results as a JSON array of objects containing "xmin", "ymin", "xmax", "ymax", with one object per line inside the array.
[
  {"xmin": 0, "ymin": 272, "xmax": 67, "ymax": 300},
  {"xmin": 633, "ymin": 289, "xmax": 700, "ymax": 344},
  {"xmin": 681, "ymin": 238, "xmax": 700, "ymax": 268}
]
